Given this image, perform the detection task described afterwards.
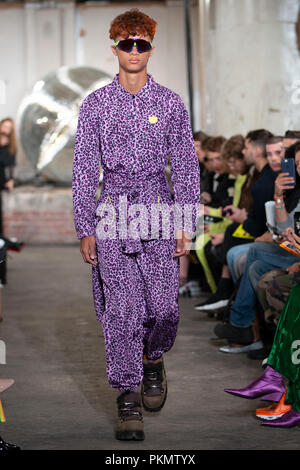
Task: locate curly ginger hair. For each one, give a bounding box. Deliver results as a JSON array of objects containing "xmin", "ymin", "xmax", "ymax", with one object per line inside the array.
[{"xmin": 109, "ymin": 8, "xmax": 157, "ymax": 41}]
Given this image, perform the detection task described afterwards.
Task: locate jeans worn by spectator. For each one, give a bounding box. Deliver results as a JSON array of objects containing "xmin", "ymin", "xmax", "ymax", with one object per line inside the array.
[
  {"xmin": 226, "ymin": 243, "xmax": 252, "ymax": 284},
  {"xmin": 229, "ymin": 242, "xmax": 298, "ymax": 328},
  {"xmin": 233, "ymin": 252, "xmax": 247, "ymax": 283}
]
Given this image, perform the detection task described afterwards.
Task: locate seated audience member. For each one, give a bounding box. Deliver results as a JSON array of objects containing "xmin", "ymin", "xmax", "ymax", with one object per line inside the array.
[
  {"xmin": 200, "ymin": 136, "xmax": 229, "ymax": 207},
  {"xmin": 200, "ymin": 138, "xmax": 214, "ymax": 172},
  {"xmin": 193, "ymin": 130, "xmax": 209, "ymax": 177},
  {"xmin": 198, "ymin": 134, "xmax": 217, "ymax": 193},
  {"xmin": 179, "ymin": 136, "xmax": 230, "ymax": 294},
  {"xmin": 213, "ymin": 141, "xmax": 300, "ymax": 346},
  {"xmin": 255, "ymin": 142, "xmax": 300, "ymax": 332},
  {"xmin": 204, "ymin": 135, "xmax": 248, "ymax": 218},
  {"xmin": 227, "ymin": 137, "xmax": 300, "ymax": 288},
  {"xmin": 194, "ymin": 136, "xmax": 243, "ymax": 293},
  {"xmin": 224, "ymin": 133, "xmax": 280, "ymax": 239},
  {"xmin": 283, "ymin": 130, "xmax": 300, "ymax": 150},
  {"xmin": 225, "ymin": 134, "xmax": 285, "ymax": 276},
  {"xmin": 194, "ymin": 130, "xmax": 277, "ymax": 311},
  {"xmin": 196, "ymin": 135, "xmax": 249, "ymax": 295},
  {"xmin": 243, "ymin": 141, "xmax": 300, "ymax": 359},
  {"xmin": 178, "ymin": 133, "xmax": 209, "ymax": 295}
]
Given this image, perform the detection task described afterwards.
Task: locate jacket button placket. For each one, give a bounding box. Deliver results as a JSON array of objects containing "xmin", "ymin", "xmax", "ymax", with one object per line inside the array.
[{"xmin": 130, "ymin": 95, "xmax": 137, "ymax": 176}]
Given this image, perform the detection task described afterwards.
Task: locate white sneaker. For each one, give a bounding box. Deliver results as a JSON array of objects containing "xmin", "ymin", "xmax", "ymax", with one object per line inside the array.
[
  {"xmin": 187, "ymin": 280, "xmax": 202, "ymax": 297},
  {"xmin": 179, "ymin": 283, "xmax": 191, "ymax": 297},
  {"xmin": 262, "ymin": 357, "xmax": 269, "ymax": 369},
  {"xmin": 194, "ymin": 298, "xmax": 229, "ymax": 311},
  {"xmin": 219, "ymin": 340, "xmax": 264, "ymax": 354},
  {"xmin": 179, "ymin": 280, "xmax": 202, "ymax": 297}
]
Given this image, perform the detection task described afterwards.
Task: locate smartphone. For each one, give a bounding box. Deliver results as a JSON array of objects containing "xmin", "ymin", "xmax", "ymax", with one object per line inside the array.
[
  {"xmin": 294, "ymin": 212, "xmax": 300, "ymax": 237},
  {"xmin": 222, "ymin": 208, "xmax": 233, "ymax": 217},
  {"xmin": 281, "ymin": 158, "xmax": 296, "ymax": 186},
  {"xmin": 279, "ymin": 241, "xmax": 300, "ymax": 258},
  {"xmin": 204, "ymin": 215, "xmax": 223, "ymax": 224}
]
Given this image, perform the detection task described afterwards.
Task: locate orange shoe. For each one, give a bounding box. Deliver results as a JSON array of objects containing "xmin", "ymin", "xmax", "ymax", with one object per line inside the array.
[{"xmin": 256, "ymin": 389, "xmax": 292, "ymax": 420}]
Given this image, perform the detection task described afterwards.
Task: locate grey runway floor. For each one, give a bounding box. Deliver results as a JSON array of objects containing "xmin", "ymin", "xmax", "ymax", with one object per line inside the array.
[{"xmin": 0, "ymin": 245, "xmax": 299, "ymax": 450}]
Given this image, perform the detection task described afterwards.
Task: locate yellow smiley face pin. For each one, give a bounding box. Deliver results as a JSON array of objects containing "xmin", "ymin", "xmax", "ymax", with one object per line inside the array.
[{"xmin": 148, "ymin": 115, "xmax": 158, "ymax": 124}]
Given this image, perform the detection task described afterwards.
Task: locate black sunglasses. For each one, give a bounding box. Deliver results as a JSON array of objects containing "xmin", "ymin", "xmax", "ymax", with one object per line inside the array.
[{"xmin": 114, "ymin": 37, "xmax": 153, "ymax": 54}]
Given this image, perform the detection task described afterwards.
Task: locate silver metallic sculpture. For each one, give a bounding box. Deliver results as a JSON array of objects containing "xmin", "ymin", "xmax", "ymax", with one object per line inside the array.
[{"xmin": 17, "ymin": 66, "xmax": 112, "ymax": 185}]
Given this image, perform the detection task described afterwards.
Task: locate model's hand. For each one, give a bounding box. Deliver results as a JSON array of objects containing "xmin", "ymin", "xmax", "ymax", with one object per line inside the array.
[
  {"xmin": 174, "ymin": 230, "xmax": 192, "ymax": 257},
  {"xmin": 80, "ymin": 235, "xmax": 98, "ymax": 265}
]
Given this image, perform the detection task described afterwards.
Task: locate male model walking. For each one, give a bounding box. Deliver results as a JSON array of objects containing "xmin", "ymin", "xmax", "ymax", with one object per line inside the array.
[{"xmin": 72, "ymin": 8, "xmax": 200, "ymax": 441}]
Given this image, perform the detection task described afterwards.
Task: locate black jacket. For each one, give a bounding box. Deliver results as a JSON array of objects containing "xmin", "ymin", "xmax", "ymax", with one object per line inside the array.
[
  {"xmin": 0, "ymin": 145, "xmax": 15, "ymax": 190},
  {"xmin": 203, "ymin": 172, "xmax": 235, "ymax": 208},
  {"xmin": 243, "ymin": 163, "xmax": 277, "ymax": 237}
]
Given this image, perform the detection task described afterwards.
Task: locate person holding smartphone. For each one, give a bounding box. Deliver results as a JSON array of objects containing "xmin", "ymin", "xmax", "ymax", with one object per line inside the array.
[
  {"xmin": 257, "ymin": 225, "xmax": 300, "ymax": 326},
  {"xmin": 273, "ymin": 143, "xmax": 300, "ymax": 228},
  {"xmin": 214, "ymin": 142, "xmax": 300, "ymax": 345}
]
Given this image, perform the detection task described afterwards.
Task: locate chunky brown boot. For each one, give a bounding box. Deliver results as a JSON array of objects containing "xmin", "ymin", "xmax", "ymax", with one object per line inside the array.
[
  {"xmin": 115, "ymin": 387, "xmax": 145, "ymax": 441},
  {"xmin": 141, "ymin": 355, "xmax": 167, "ymax": 412}
]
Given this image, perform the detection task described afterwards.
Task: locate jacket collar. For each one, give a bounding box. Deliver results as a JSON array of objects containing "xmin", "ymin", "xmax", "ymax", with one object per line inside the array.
[{"xmin": 112, "ymin": 72, "xmax": 155, "ymax": 104}]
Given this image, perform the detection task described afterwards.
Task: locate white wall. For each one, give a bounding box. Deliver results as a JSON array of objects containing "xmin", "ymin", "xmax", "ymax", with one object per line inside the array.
[
  {"xmin": 0, "ymin": 1, "xmax": 200, "ymax": 129},
  {"xmin": 203, "ymin": 0, "xmax": 300, "ymax": 136},
  {"xmin": 2, "ymin": 0, "xmax": 299, "ymax": 149},
  {"xmin": 0, "ymin": 1, "xmax": 201, "ymax": 179},
  {"xmin": 0, "ymin": 5, "xmax": 25, "ymax": 119}
]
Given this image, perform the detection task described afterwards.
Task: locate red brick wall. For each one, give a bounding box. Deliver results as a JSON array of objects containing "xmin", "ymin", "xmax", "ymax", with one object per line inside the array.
[
  {"xmin": 2, "ymin": 186, "xmax": 78, "ymax": 244},
  {"xmin": 3, "ymin": 210, "xmax": 77, "ymax": 244}
]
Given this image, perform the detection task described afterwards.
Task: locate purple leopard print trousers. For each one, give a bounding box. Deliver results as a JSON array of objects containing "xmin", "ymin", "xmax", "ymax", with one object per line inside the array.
[{"xmin": 96, "ymin": 236, "xmax": 180, "ymax": 392}]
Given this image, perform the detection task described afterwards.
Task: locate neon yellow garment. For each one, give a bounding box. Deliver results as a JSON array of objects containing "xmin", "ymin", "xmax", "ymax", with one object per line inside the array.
[
  {"xmin": 195, "ymin": 174, "xmax": 247, "ymax": 293},
  {"xmin": 232, "ymin": 224, "xmax": 254, "ymax": 239}
]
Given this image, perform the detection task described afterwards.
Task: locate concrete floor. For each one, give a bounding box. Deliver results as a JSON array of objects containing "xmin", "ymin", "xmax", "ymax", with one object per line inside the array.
[{"xmin": 0, "ymin": 245, "xmax": 299, "ymax": 450}]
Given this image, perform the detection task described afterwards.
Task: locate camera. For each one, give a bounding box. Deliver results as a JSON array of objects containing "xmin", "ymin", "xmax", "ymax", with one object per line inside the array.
[{"xmin": 222, "ymin": 208, "xmax": 233, "ymax": 217}]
